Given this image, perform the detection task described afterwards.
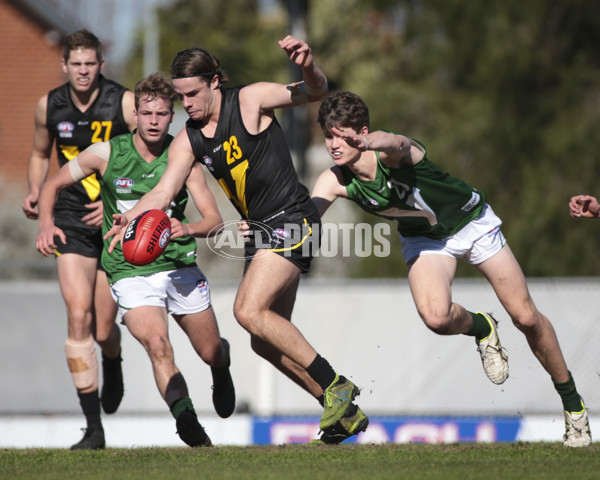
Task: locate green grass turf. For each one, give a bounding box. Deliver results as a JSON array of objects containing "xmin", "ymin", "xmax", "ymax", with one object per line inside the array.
[{"xmin": 1, "ymin": 443, "xmax": 599, "ymax": 480}]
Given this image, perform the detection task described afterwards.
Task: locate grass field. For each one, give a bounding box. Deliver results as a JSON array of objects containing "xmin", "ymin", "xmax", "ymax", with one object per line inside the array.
[{"xmin": 1, "ymin": 443, "xmax": 599, "ymax": 480}]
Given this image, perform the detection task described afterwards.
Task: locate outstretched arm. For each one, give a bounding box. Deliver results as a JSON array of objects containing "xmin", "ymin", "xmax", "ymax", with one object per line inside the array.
[
  {"xmin": 278, "ymin": 35, "xmax": 328, "ymax": 102},
  {"xmin": 569, "ymin": 195, "xmax": 600, "ymax": 219},
  {"xmin": 311, "ymin": 167, "xmax": 347, "ymax": 217},
  {"xmin": 239, "ymin": 35, "xmax": 328, "ymax": 121},
  {"xmin": 331, "ymin": 127, "xmax": 413, "ymax": 167},
  {"xmin": 171, "ymin": 162, "xmax": 223, "ymax": 239}
]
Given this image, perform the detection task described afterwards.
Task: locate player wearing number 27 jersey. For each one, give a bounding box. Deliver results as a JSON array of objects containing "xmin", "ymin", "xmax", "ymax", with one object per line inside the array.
[{"xmin": 47, "ymin": 76, "xmax": 130, "ymax": 229}]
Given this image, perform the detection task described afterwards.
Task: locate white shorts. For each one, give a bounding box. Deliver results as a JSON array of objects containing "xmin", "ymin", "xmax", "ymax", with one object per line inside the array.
[
  {"xmin": 110, "ymin": 266, "xmax": 211, "ymax": 317},
  {"xmin": 400, "ymin": 204, "xmax": 506, "ymax": 265}
]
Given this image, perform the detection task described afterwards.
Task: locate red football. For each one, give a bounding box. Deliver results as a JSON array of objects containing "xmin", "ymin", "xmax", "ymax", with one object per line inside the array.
[{"xmin": 122, "ymin": 209, "xmax": 171, "ymax": 266}]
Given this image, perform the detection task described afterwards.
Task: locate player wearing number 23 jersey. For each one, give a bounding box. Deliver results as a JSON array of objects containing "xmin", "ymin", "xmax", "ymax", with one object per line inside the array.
[
  {"xmin": 186, "ymin": 86, "xmax": 316, "ymax": 222},
  {"xmin": 185, "ymin": 86, "xmax": 320, "ymax": 271}
]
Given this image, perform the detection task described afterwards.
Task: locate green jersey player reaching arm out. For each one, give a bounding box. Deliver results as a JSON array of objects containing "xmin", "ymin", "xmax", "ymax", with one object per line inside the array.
[{"xmin": 311, "ymin": 90, "xmax": 591, "ymax": 448}]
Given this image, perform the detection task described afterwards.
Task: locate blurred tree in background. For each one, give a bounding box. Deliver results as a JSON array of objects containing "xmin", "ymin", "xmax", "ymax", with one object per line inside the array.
[{"xmin": 124, "ymin": 0, "xmax": 600, "ymax": 278}]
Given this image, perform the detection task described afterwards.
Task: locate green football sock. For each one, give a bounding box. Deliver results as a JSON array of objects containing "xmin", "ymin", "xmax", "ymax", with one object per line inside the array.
[
  {"xmin": 554, "ymin": 371, "xmax": 584, "ymax": 413},
  {"xmin": 466, "ymin": 312, "xmax": 492, "ymax": 340},
  {"xmin": 170, "ymin": 397, "xmax": 195, "ymax": 419}
]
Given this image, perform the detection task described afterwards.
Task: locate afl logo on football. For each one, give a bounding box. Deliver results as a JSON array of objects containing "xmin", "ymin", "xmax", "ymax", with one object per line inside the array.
[
  {"xmin": 114, "ymin": 178, "xmax": 134, "ymax": 188},
  {"xmin": 159, "ymin": 229, "xmax": 170, "ymax": 248},
  {"xmin": 57, "ymin": 122, "xmax": 74, "ymax": 133}
]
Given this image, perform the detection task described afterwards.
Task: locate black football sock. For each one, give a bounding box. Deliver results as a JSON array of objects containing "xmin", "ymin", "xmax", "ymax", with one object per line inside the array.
[
  {"xmin": 306, "ymin": 354, "xmax": 337, "ymax": 392},
  {"xmin": 102, "ymin": 349, "xmax": 122, "ymax": 368},
  {"xmin": 78, "ymin": 390, "xmax": 102, "ymax": 427}
]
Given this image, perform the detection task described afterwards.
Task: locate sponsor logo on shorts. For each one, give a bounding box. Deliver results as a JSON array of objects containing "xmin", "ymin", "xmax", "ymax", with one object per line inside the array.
[
  {"xmin": 486, "ymin": 226, "xmax": 500, "ymax": 238},
  {"xmin": 273, "ymin": 228, "xmax": 290, "ymax": 239}
]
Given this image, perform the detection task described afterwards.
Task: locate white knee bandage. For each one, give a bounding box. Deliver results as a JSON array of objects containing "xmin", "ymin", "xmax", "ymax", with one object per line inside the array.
[{"xmin": 65, "ymin": 337, "xmax": 98, "ymax": 391}]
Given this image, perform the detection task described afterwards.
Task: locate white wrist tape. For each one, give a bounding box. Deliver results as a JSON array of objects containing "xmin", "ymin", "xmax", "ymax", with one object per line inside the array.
[{"xmin": 305, "ymin": 80, "xmax": 328, "ymax": 97}]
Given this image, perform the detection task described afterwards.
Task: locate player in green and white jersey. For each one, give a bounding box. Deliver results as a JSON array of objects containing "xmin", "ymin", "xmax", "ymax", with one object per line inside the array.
[
  {"xmin": 312, "ymin": 91, "xmax": 591, "ymax": 448},
  {"xmin": 35, "ymin": 72, "xmax": 235, "ymax": 448}
]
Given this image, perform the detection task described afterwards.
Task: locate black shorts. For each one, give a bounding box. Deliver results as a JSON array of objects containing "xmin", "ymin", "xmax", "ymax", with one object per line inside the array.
[
  {"xmin": 54, "ymin": 226, "xmax": 103, "ymax": 260},
  {"xmin": 244, "ymin": 209, "xmax": 322, "ymax": 274}
]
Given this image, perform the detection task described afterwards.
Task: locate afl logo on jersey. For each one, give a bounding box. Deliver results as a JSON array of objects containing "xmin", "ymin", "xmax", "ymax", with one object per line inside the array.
[
  {"xmin": 57, "ymin": 122, "xmax": 74, "ymax": 132},
  {"xmin": 202, "ymin": 156, "xmax": 213, "ymax": 169},
  {"xmin": 57, "ymin": 121, "xmax": 74, "ymax": 138},
  {"xmin": 114, "ymin": 178, "xmax": 134, "ymax": 188},
  {"xmin": 114, "ymin": 177, "xmax": 134, "ymax": 193}
]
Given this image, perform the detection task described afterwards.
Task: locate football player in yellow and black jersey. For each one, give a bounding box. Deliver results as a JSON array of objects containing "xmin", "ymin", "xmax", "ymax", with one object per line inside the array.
[
  {"xmin": 21, "ymin": 29, "xmax": 135, "ymax": 450},
  {"xmin": 105, "ymin": 36, "xmax": 369, "ymax": 445}
]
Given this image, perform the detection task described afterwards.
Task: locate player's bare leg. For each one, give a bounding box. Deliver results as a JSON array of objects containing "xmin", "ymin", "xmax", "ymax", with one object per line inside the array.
[
  {"xmin": 57, "ymin": 253, "xmax": 105, "ymax": 450},
  {"xmin": 247, "ymin": 271, "xmax": 323, "ymax": 398},
  {"xmin": 234, "ymin": 251, "xmax": 319, "ymax": 368},
  {"xmin": 477, "ymin": 246, "xmax": 569, "ymax": 381},
  {"xmin": 477, "ymin": 245, "xmax": 590, "ymax": 446},
  {"xmin": 124, "ymin": 306, "xmax": 211, "ymax": 446},
  {"xmin": 235, "ymin": 250, "xmax": 366, "ymax": 439},
  {"xmin": 409, "ymin": 253, "xmax": 508, "ymax": 384},
  {"xmin": 407, "ymin": 254, "xmax": 473, "ymax": 335},
  {"xmin": 92, "ymin": 269, "xmax": 123, "ymax": 414},
  {"xmin": 176, "ymin": 308, "xmax": 235, "ymax": 418}
]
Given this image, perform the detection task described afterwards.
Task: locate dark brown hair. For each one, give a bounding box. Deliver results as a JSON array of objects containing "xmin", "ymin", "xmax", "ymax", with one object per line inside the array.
[
  {"xmin": 63, "ymin": 29, "xmax": 102, "ymax": 62},
  {"xmin": 170, "ymin": 47, "xmax": 228, "ymax": 84},
  {"xmin": 317, "ymin": 91, "xmax": 370, "ymax": 133}
]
